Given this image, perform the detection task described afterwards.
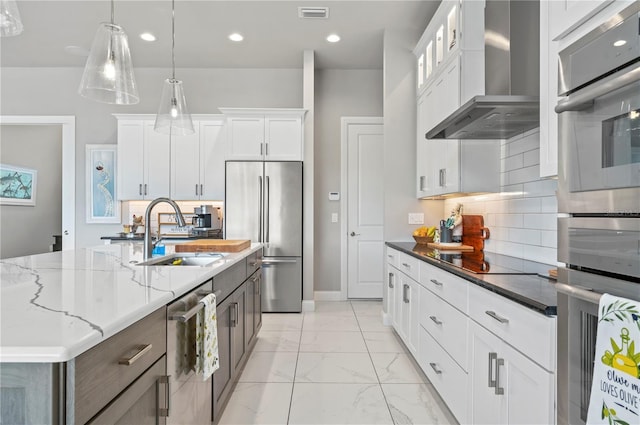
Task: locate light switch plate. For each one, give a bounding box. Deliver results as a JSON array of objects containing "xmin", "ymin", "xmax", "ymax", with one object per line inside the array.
[{"xmin": 408, "ymin": 213, "xmax": 424, "ymax": 225}]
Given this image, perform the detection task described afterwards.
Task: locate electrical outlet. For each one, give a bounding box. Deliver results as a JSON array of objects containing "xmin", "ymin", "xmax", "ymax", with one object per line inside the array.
[
  {"xmin": 408, "ymin": 213, "xmax": 424, "ymax": 225},
  {"xmin": 331, "ymin": 213, "xmax": 338, "ymax": 223}
]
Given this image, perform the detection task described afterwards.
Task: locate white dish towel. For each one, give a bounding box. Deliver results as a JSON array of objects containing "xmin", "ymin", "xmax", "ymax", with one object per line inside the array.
[
  {"xmin": 586, "ymin": 293, "xmax": 640, "ymax": 424},
  {"xmin": 195, "ymin": 293, "xmax": 220, "ymax": 381}
]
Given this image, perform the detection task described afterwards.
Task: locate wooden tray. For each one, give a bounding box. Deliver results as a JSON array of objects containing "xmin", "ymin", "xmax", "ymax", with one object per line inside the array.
[
  {"xmin": 427, "ymin": 242, "xmax": 474, "ymax": 251},
  {"xmin": 175, "ymin": 239, "xmax": 251, "ymax": 253},
  {"xmin": 462, "ymin": 215, "xmax": 490, "ymax": 251}
]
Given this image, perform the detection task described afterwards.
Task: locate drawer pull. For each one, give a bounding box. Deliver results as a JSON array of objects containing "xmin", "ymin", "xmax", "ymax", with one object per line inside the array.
[
  {"xmin": 119, "ymin": 344, "xmax": 153, "ymax": 366},
  {"xmin": 429, "ymin": 362, "xmax": 443, "ymax": 375},
  {"xmin": 429, "ymin": 315, "xmax": 442, "ymax": 325},
  {"xmin": 430, "ymin": 279, "xmax": 443, "ymax": 287},
  {"xmin": 402, "ymin": 262, "xmax": 411, "ymax": 269},
  {"xmin": 485, "ymin": 310, "xmax": 509, "ymax": 324}
]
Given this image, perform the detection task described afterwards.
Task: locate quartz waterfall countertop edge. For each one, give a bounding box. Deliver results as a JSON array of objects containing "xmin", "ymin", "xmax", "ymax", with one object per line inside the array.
[
  {"xmin": 386, "ymin": 241, "xmax": 558, "ymax": 316},
  {"xmin": 0, "ymin": 243, "xmax": 262, "ymax": 363}
]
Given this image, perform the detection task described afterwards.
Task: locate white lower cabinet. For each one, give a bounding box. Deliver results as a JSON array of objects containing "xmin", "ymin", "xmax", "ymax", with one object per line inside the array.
[
  {"xmin": 396, "ymin": 272, "xmax": 420, "ymax": 355},
  {"xmin": 469, "ymin": 320, "xmax": 555, "ymax": 425}
]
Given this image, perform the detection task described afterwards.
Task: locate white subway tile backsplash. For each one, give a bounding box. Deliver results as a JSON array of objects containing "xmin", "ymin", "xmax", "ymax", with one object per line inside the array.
[
  {"xmin": 523, "ymin": 214, "xmax": 557, "ymax": 231},
  {"xmin": 540, "ymin": 196, "xmax": 558, "ymax": 213},
  {"xmin": 489, "ymin": 226, "xmax": 508, "ymax": 241},
  {"xmin": 504, "ymin": 154, "xmax": 524, "ymax": 172},
  {"xmin": 541, "ymin": 230, "xmax": 557, "ymax": 248},
  {"xmin": 508, "ymin": 228, "xmax": 541, "ymax": 245},
  {"xmin": 523, "ymin": 179, "xmax": 557, "ymax": 197},
  {"xmin": 508, "ymin": 197, "xmax": 541, "ymax": 213},
  {"xmin": 499, "ymin": 213, "xmax": 524, "ymax": 228},
  {"xmin": 485, "ymin": 199, "xmax": 508, "ymax": 214},
  {"xmin": 506, "ymin": 132, "xmax": 540, "ymax": 156},
  {"xmin": 507, "ymin": 165, "xmax": 541, "ymax": 185},
  {"xmin": 522, "ymin": 245, "xmax": 557, "ymax": 265},
  {"xmin": 523, "ymin": 149, "xmax": 540, "ymax": 167}
]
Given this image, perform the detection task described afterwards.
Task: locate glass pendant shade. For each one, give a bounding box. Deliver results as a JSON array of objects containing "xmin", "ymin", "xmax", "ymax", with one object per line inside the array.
[
  {"xmin": 78, "ymin": 22, "xmax": 139, "ymax": 105},
  {"xmin": 154, "ymin": 78, "xmax": 194, "ymax": 136},
  {"xmin": 0, "ymin": 0, "xmax": 23, "ymax": 37}
]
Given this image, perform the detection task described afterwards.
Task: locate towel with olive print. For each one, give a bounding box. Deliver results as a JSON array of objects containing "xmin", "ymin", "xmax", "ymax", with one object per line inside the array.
[{"xmin": 195, "ymin": 293, "xmax": 219, "ymax": 380}]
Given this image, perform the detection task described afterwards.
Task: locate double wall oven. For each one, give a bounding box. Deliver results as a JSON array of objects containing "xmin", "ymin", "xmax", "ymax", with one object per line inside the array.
[{"xmin": 555, "ymin": 3, "xmax": 640, "ymax": 425}]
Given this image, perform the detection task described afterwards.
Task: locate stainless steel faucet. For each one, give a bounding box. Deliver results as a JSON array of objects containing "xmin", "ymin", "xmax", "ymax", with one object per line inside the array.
[{"xmin": 144, "ymin": 197, "xmax": 186, "ymax": 260}]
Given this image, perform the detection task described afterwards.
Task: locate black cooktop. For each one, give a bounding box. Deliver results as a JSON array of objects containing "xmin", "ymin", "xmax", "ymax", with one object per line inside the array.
[{"xmin": 398, "ymin": 242, "xmax": 551, "ymax": 275}]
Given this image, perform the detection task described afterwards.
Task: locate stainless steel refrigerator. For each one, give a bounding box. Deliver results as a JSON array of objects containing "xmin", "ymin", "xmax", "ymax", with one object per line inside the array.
[{"xmin": 225, "ymin": 161, "xmax": 302, "ymax": 312}]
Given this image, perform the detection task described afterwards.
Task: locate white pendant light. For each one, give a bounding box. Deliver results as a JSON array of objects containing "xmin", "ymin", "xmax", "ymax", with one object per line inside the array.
[
  {"xmin": 78, "ymin": 0, "xmax": 139, "ymax": 105},
  {"xmin": 0, "ymin": 0, "xmax": 23, "ymax": 37},
  {"xmin": 154, "ymin": 0, "xmax": 194, "ymax": 136}
]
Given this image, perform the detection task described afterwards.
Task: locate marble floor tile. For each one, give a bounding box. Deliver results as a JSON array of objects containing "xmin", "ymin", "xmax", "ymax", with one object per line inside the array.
[
  {"xmin": 356, "ymin": 314, "xmax": 391, "ymax": 332},
  {"xmin": 302, "ymin": 312, "xmax": 360, "ymax": 331},
  {"xmin": 363, "ymin": 331, "xmax": 408, "ymax": 353},
  {"xmin": 238, "ymin": 351, "xmax": 298, "ymax": 383},
  {"xmin": 288, "ymin": 383, "xmax": 394, "ymax": 424},
  {"xmin": 260, "ymin": 312, "xmax": 303, "ymax": 331},
  {"xmin": 217, "ymin": 382, "xmax": 293, "ymax": 425},
  {"xmin": 311, "ymin": 301, "xmax": 356, "ymax": 315},
  {"xmin": 295, "ymin": 352, "xmax": 378, "ymax": 383},
  {"xmin": 381, "ymin": 383, "xmax": 457, "ymax": 425},
  {"xmin": 351, "ymin": 301, "xmax": 384, "ymax": 316},
  {"xmin": 299, "ymin": 331, "xmax": 367, "ymax": 353},
  {"xmin": 370, "ymin": 353, "xmax": 428, "ymax": 384},
  {"xmin": 252, "ymin": 330, "xmax": 301, "ymax": 352}
]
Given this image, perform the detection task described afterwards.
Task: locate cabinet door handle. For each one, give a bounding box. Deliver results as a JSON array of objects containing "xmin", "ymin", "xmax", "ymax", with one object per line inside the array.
[
  {"xmin": 265, "ymin": 142, "xmax": 269, "ymax": 156},
  {"xmin": 144, "ymin": 183, "xmax": 148, "ymax": 196},
  {"xmin": 200, "ymin": 184, "xmax": 203, "ymax": 195},
  {"xmin": 429, "ymin": 315, "xmax": 442, "ymax": 325},
  {"xmin": 430, "ymin": 279, "xmax": 443, "ymax": 287},
  {"xmin": 485, "ymin": 310, "xmax": 509, "ymax": 324},
  {"xmin": 429, "ymin": 362, "xmax": 442, "ymax": 375},
  {"xmin": 488, "ymin": 352, "xmax": 497, "ymax": 388},
  {"xmin": 195, "ymin": 184, "xmax": 199, "ymax": 196},
  {"xmin": 260, "ymin": 143, "xmax": 263, "ymax": 155},
  {"xmin": 403, "ymin": 284, "xmax": 410, "ymax": 303},
  {"xmin": 118, "ymin": 344, "xmax": 153, "ymax": 365},
  {"xmin": 158, "ymin": 375, "xmax": 170, "ymax": 417},
  {"xmin": 231, "ymin": 303, "xmax": 237, "ymax": 327},
  {"xmin": 388, "ymin": 272, "xmax": 394, "ymax": 288},
  {"xmin": 420, "ymin": 175, "xmax": 426, "ymax": 191},
  {"xmin": 495, "ymin": 357, "xmax": 505, "ymax": 395},
  {"xmin": 139, "ymin": 184, "xmax": 143, "ymax": 196}
]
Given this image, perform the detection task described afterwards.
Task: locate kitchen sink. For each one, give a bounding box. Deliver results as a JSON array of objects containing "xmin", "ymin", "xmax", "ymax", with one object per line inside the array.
[{"xmin": 136, "ymin": 252, "xmax": 227, "ymax": 267}]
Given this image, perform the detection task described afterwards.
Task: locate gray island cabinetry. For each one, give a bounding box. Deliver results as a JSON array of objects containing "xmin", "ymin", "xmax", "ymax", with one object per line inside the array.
[{"xmin": 0, "ymin": 243, "xmax": 263, "ymax": 425}]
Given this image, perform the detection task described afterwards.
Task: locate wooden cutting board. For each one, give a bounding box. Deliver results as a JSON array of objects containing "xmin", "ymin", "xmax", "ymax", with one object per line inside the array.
[
  {"xmin": 427, "ymin": 242, "xmax": 474, "ymax": 251},
  {"xmin": 175, "ymin": 239, "xmax": 251, "ymax": 253},
  {"xmin": 462, "ymin": 215, "xmax": 490, "ymax": 251}
]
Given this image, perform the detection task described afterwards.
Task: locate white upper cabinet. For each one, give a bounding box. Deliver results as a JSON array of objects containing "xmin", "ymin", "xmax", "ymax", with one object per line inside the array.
[
  {"xmin": 549, "ymin": 0, "xmax": 614, "ymax": 41},
  {"xmin": 115, "ymin": 118, "xmax": 171, "ymax": 200},
  {"xmin": 220, "ymin": 108, "xmax": 306, "ymax": 161},
  {"xmin": 171, "ymin": 118, "xmax": 226, "ymax": 201}
]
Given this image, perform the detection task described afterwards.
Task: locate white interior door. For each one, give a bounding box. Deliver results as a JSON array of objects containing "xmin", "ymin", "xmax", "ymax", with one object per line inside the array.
[{"xmin": 345, "ymin": 119, "xmax": 384, "ymax": 299}]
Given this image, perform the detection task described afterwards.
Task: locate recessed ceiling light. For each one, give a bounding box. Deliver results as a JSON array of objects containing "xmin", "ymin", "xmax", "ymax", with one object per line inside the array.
[
  {"xmin": 229, "ymin": 33, "xmax": 244, "ymax": 42},
  {"xmin": 326, "ymin": 34, "xmax": 340, "ymax": 43},
  {"xmin": 613, "ymin": 39, "xmax": 627, "ymax": 47},
  {"xmin": 140, "ymin": 33, "xmax": 156, "ymax": 42}
]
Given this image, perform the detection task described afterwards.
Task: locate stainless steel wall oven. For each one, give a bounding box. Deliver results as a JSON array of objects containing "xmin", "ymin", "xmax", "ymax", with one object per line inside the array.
[{"xmin": 555, "ymin": 3, "xmax": 640, "ymax": 425}]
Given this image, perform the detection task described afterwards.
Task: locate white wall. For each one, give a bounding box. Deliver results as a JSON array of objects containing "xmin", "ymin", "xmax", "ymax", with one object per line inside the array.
[
  {"xmin": 1, "ymin": 67, "xmax": 303, "ymax": 249},
  {"xmin": 0, "ymin": 125, "xmax": 62, "ymax": 258},
  {"xmin": 444, "ymin": 129, "xmax": 557, "ymax": 265},
  {"xmin": 313, "ymin": 69, "xmax": 383, "ymax": 292}
]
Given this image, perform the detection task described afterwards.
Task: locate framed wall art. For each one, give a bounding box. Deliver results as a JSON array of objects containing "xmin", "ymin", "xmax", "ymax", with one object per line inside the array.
[
  {"xmin": 86, "ymin": 144, "xmax": 120, "ymax": 223},
  {"xmin": 0, "ymin": 163, "xmax": 37, "ymax": 206}
]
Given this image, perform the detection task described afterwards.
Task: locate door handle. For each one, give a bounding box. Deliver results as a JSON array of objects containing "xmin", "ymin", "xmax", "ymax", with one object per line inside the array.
[
  {"xmin": 119, "ymin": 344, "xmax": 153, "ymax": 365},
  {"xmin": 158, "ymin": 375, "xmax": 170, "ymax": 417},
  {"xmin": 429, "ymin": 362, "xmax": 442, "ymax": 375},
  {"xmin": 258, "ymin": 176, "xmax": 263, "ymax": 243},
  {"xmin": 420, "ymin": 175, "xmax": 426, "ymax": 191},
  {"xmin": 350, "ymin": 232, "xmax": 361, "ymax": 237},
  {"xmin": 200, "ymin": 184, "xmax": 203, "ymax": 196},
  {"xmin": 388, "ymin": 272, "xmax": 394, "ymax": 288},
  {"xmin": 403, "ymin": 284, "xmax": 409, "ymax": 303},
  {"xmin": 488, "ymin": 352, "xmax": 497, "ymax": 388},
  {"xmin": 429, "ymin": 315, "xmax": 442, "ymax": 325},
  {"xmin": 144, "ymin": 183, "xmax": 148, "ymax": 196},
  {"xmin": 265, "ymin": 143, "xmax": 269, "ymax": 156},
  {"xmin": 495, "ymin": 357, "xmax": 505, "ymax": 395},
  {"xmin": 485, "ymin": 310, "xmax": 509, "ymax": 324},
  {"xmin": 265, "ymin": 176, "xmax": 270, "ymax": 243},
  {"xmin": 430, "ymin": 279, "xmax": 443, "ymax": 287},
  {"xmin": 139, "ymin": 183, "xmax": 143, "ymax": 196},
  {"xmin": 231, "ymin": 303, "xmax": 238, "ymax": 327},
  {"xmin": 195, "ymin": 184, "xmax": 199, "ymax": 196}
]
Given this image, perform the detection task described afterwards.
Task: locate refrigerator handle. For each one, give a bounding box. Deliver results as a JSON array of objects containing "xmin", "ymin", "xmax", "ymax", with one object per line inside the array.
[
  {"xmin": 265, "ymin": 176, "xmax": 270, "ymax": 243},
  {"xmin": 258, "ymin": 176, "xmax": 263, "ymax": 242}
]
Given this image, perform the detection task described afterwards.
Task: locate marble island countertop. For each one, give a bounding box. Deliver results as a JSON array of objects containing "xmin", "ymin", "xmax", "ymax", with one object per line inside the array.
[{"xmin": 0, "ymin": 242, "xmax": 262, "ymax": 363}]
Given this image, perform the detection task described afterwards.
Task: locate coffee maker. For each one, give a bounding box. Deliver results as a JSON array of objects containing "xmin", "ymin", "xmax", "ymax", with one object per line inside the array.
[{"xmin": 191, "ymin": 205, "xmax": 223, "ymax": 238}]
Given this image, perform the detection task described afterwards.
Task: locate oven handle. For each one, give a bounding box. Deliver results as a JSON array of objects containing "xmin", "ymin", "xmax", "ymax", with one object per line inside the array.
[
  {"xmin": 554, "ymin": 282, "xmax": 603, "ymax": 305},
  {"xmin": 555, "ymin": 62, "xmax": 640, "ymax": 113}
]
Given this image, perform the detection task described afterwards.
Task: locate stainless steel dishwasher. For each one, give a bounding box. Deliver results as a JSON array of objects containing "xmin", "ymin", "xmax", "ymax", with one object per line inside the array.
[{"xmin": 166, "ymin": 279, "xmax": 218, "ymax": 424}]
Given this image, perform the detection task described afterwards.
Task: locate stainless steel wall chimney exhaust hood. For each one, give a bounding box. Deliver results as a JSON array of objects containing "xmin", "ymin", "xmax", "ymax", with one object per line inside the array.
[{"xmin": 426, "ymin": 0, "xmax": 540, "ymax": 140}]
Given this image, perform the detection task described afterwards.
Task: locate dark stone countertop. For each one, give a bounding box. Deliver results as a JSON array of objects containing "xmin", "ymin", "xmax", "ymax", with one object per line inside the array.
[{"xmin": 386, "ymin": 241, "xmax": 558, "ymax": 316}]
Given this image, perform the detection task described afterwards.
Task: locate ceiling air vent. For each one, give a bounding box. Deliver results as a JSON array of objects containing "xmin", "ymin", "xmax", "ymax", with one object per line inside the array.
[{"xmin": 298, "ymin": 7, "xmax": 329, "ymax": 19}]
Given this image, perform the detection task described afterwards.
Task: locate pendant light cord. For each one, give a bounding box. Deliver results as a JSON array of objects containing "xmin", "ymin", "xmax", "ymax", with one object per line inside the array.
[
  {"xmin": 171, "ymin": 0, "xmax": 176, "ymax": 80},
  {"xmin": 110, "ymin": 0, "xmax": 114, "ymax": 24}
]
